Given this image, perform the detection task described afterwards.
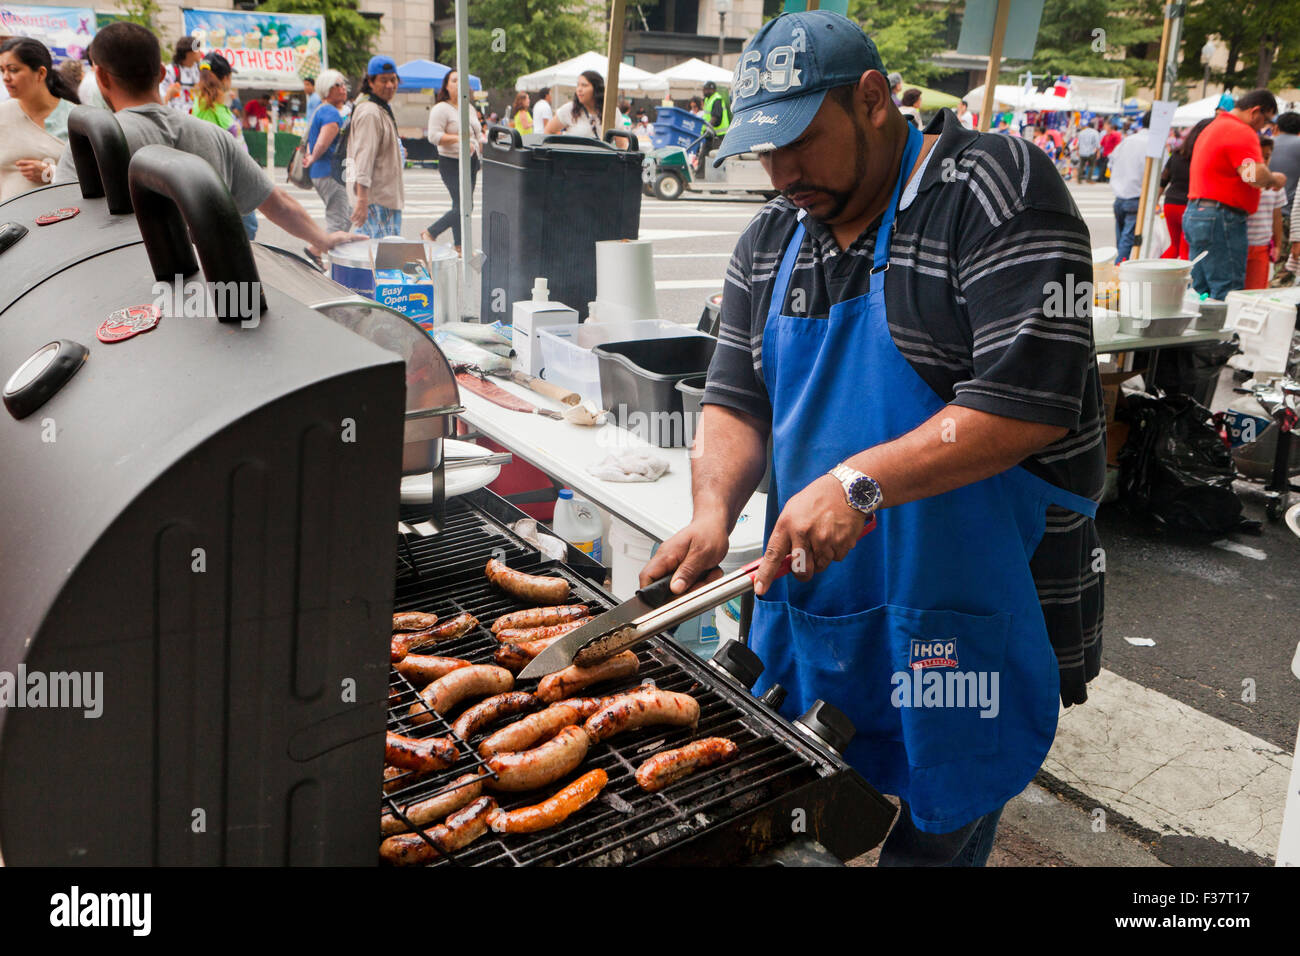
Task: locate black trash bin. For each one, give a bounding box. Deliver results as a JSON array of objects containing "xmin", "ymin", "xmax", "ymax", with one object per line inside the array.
[{"xmin": 481, "ymin": 126, "xmax": 642, "ymax": 322}]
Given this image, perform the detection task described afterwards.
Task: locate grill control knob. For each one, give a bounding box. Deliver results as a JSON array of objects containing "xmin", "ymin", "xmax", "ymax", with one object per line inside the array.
[
  {"xmin": 793, "ymin": 700, "xmax": 855, "ymax": 757},
  {"xmin": 707, "ymin": 639, "xmax": 764, "ymax": 690},
  {"xmin": 759, "ymin": 684, "xmax": 786, "ymax": 709},
  {"xmin": 4, "ymin": 339, "xmax": 88, "ymax": 420}
]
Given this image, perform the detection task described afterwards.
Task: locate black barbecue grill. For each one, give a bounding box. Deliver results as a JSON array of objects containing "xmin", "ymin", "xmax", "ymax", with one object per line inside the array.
[
  {"xmin": 382, "ymin": 490, "xmax": 896, "ymax": 866},
  {"xmin": 0, "ymin": 115, "xmax": 894, "ymax": 866}
]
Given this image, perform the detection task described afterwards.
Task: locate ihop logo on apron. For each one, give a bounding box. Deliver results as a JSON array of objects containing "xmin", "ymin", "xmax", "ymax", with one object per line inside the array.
[{"xmin": 910, "ymin": 640, "xmax": 958, "ymax": 670}]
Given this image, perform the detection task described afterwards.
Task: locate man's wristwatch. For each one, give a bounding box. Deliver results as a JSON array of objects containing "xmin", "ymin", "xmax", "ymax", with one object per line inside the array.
[{"xmin": 830, "ymin": 464, "xmax": 882, "ymax": 518}]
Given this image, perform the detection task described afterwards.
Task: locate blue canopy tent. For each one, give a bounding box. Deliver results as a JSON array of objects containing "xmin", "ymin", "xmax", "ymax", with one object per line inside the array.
[{"xmin": 396, "ymin": 59, "xmax": 481, "ymax": 93}]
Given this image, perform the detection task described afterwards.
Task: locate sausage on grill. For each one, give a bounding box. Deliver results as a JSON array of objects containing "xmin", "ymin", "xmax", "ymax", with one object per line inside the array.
[
  {"xmin": 477, "ymin": 702, "xmax": 584, "ymax": 758},
  {"xmin": 408, "ymin": 665, "xmax": 514, "ymax": 725},
  {"xmin": 494, "ymin": 619, "xmax": 588, "ymax": 645},
  {"xmin": 536, "ymin": 651, "xmax": 640, "ymax": 703},
  {"xmin": 381, "ymin": 772, "xmax": 484, "ymax": 836},
  {"xmin": 393, "ymin": 611, "xmax": 440, "ymax": 632},
  {"xmin": 383, "ymin": 764, "xmax": 435, "ymax": 794},
  {"xmin": 583, "ymin": 686, "xmax": 700, "ymax": 743},
  {"xmin": 485, "ymin": 558, "xmax": 570, "ymax": 604},
  {"xmin": 491, "ymin": 605, "xmax": 589, "ymax": 633},
  {"xmin": 379, "ymin": 795, "xmax": 497, "ymax": 865},
  {"xmin": 450, "ymin": 691, "xmax": 541, "ymax": 740},
  {"xmin": 634, "ymin": 737, "xmax": 739, "ymax": 792},
  {"xmin": 391, "ymin": 612, "xmax": 479, "ymax": 661},
  {"xmin": 395, "ymin": 655, "xmax": 472, "ymax": 686},
  {"xmin": 384, "ymin": 732, "xmax": 459, "ymax": 772},
  {"xmin": 487, "ymin": 769, "xmax": 608, "ymax": 834},
  {"xmin": 493, "ymin": 636, "xmax": 564, "ymax": 671},
  {"xmin": 486, "ymin": 725, "xmax": 590, "ymax": 792}
]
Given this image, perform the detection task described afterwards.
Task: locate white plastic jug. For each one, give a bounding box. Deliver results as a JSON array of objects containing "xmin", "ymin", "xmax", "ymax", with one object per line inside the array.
[{"xmin": 553, "ymin": 489, "xmax": 603, "ymax": 563}]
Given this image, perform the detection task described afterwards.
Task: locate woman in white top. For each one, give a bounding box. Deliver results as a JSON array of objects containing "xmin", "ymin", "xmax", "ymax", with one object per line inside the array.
[
  {"xmin": 422, "ymin": 69, "xmax": 481, "ymax": 253},
  {"xmin": 0, "ymin": 37, "xmax": 79, "ymax": 202},
  {"xmin": 545, "ymin": 70, "xmax": 605, "ymax": 138}
]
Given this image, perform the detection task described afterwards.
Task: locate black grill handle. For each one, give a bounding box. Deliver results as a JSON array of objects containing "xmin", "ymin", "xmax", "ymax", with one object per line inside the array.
[
  {"xmin": 127, "ymin": 145, "xmax": 266, "ymax": 322},
  {"xmin": 603, "ymin": 129, "xmax": 637, "ymax": 152},
  {"xmin": 488, "ymin": 124, "xmax": 522, "ymax": 151},
  {"xmin": 67, "ymin": 105, "xmax": 132, "ymax": 214}
]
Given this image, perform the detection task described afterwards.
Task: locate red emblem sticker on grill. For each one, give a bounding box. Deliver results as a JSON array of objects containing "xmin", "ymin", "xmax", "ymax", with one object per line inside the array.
[
  {"xmin": 35, "ymin": 207, "xmax": 80, "ymax": 226},
  {"xmin": 97, "ymin": 305, "xmax": 162, "ymax": 343}
]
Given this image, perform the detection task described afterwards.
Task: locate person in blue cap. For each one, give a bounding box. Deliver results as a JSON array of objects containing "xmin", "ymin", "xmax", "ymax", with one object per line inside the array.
[
  {"xmin": 641, "ymin": 10, "xmax": 1106, "ymax": 866},
  {"xmin": 345, "ymin": 54, "xmax": 405, "ymax": 237}
]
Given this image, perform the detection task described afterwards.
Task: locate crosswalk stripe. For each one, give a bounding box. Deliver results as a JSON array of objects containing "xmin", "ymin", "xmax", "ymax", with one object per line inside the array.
[{"xmin": 1044, "ymin": 669, "xmax": 1290, "ymax": 860}]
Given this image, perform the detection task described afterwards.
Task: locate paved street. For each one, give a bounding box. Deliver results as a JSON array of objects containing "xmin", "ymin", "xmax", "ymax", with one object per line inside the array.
[{"xmin": 262, "ymin": 165, "xmax": 1299, "ymax": 867}]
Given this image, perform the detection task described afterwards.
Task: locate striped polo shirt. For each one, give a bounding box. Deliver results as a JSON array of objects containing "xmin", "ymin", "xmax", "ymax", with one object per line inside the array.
[{"xmin": 703, "ymin": 108, "xmax": 1105, "ymax": 707}]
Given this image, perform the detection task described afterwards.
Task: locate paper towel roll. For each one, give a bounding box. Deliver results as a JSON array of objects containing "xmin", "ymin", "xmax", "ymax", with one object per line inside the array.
[{"xmin": 595, "ymin": 239, "xmax": 658, "ymax": 322}]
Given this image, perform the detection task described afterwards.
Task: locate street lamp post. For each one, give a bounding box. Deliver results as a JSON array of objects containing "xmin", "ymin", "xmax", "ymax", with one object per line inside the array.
[
  {"xmin": 715, "ymin": 0, "xmax": 732, "ymax": 66},
  {"xmin": 1201, "ymin": 39, "xmax": 1217, "ymax": 99}
]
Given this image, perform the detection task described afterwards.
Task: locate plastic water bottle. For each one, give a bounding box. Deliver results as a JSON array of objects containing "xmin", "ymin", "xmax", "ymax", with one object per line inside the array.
[{"xmin": 553, "ymin": 489, "xmax": 602, "ymax": 562}]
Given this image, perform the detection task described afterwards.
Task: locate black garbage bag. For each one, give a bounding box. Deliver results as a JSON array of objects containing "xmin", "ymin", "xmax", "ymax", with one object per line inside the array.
[
  {"xmin": 1117, "ymin": 393, "xmax": 1249, "ymax": 533},
  {"xmin": 1147, "ymin": 336, "xmax": 1240, "ymax": 408}
]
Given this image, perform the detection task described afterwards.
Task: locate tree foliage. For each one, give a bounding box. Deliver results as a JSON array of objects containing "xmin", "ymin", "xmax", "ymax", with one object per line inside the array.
[
  {"xmin": 258, "ymin": 0, "xmax": 381, "ymax": 81},
  {"xmin": 1019, "ymin": 0, "xmax": 1163, "ymax": 93},
  {"xmin": 1179, "ymin": 0, "xmax": 1300, "ymax": 92},
  {"xmin": 846, "ymin": 0, "xmax": 951, "ymax": 85},
  {"xmin": 117, "ymin": 0, "xmax": 161, "ymax": 36},
  {"xmin": 441, "ymin": 0, "xmax": 603, "ymax": 94}
]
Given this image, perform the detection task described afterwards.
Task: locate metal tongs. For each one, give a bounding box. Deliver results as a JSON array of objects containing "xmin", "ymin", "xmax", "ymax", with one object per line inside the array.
[{"xmin": 519, "ymin": 518, "xmax": 875, "ymax": 678}]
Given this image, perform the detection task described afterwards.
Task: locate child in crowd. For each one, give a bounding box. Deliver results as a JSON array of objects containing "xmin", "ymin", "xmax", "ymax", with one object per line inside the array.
[{"xmin": 1245, "ymin": 137, "xmax": 1286, "ymax": 289}]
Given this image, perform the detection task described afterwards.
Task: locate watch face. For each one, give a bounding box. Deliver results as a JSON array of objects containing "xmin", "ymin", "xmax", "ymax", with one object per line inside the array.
[{"xmin": 848, "ymin": 476, "xmax": 879, "ymax": 512}]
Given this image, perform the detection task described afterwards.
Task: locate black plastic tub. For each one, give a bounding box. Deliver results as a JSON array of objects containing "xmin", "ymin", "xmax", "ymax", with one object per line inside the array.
[
  {"xmin": 593, "ymin": 336, "xmax": 716, "ymax": 447},
  {"xmin": 676, "ymin": 373, "xmax": 772, "ymax": 493}
]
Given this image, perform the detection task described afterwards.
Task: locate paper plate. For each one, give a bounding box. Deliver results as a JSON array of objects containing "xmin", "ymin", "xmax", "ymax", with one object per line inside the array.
[{"xmin": 401, "ymin": 439, "xmax": 501, "ymax": 503}]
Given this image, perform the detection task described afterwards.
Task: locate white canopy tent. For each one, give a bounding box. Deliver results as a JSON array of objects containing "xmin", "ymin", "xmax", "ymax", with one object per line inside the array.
[
  {"xmin": 653, "ymin": 57, "xmax": 733, "ymax": 98},
  {"xmin": 1170, "ymin": 94, "xmax": 1221, "ymax": 127},
  {"xmin": 515, "ymin": 51, "xmax": 668, "ymax": 95},
  {"xmin": 963, "ymin": 83, "xmax": 1071, "ymax": 113}
]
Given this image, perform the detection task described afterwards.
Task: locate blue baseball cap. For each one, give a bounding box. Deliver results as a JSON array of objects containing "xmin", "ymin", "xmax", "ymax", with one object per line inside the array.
[
  {"xmin": 713, "ymin": 11, "xmax": 885, "ymax": 167},
  {"xmin": 367, "ymin": 55, "xmax": 397, "ymax": 77}
]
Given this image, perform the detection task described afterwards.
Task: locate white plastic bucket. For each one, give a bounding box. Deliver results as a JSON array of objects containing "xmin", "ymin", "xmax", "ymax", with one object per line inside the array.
[
  {"xmin": 1118, "ymin": 259, "xmax": 1192, "ymax": 318},
  {"xmin": 609, "ymin": 518, "xmax": 656, "ymax": 601}
]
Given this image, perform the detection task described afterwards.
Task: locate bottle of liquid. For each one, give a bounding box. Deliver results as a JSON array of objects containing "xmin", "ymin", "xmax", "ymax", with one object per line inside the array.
[{"xmin": 552, "ymin": 489, "xmax": 602, "ymax": 563}]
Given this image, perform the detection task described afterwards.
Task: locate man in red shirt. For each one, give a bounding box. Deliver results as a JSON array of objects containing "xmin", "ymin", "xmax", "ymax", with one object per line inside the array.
[
  {"xmin": 1183, "ymin": 89, "xmax": 1287, "ymax": 299},
  {"xmin": 243, "ymin": 93, "xmax": 270, "ymax": 130}
]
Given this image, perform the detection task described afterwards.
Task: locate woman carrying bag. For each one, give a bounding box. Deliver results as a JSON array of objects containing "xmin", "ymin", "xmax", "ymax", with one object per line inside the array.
[{"xmin": 422, "ymin": 70, "xmax": 481, "ymax": 255}]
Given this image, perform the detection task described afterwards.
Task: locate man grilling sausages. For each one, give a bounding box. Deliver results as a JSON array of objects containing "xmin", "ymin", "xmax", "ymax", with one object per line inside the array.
[{"xmin": 641, "ymin": 12, "xmax": 1105, "ymax": 866}]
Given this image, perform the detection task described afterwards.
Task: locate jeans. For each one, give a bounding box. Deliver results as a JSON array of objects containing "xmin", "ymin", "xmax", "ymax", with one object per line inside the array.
[
  {"xmin": 877, "ymin": 801, "xmax": 1005, "ymax": 867},
  {"xmin": 241, "ymin": 210, "xmax": 258, "ymax": 241},
  {"xmin": 1113, "ymin": 196, "xmax": 1140, "ymax": 263},
  {"xmin": 1183, "ymin": 199, "xmax": 1248, "ymax": 300},
  {"xmin": 430, "ymin": 154, "xmax": 479, "ymax": 247}
]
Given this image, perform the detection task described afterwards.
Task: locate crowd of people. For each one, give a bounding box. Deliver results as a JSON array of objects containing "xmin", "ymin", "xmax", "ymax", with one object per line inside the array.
[
  {"xmin": 10, "ymin": 19, "xmax": 1296, "ymax": 303},
  {"xmin": 1093, "ymin": 89, "xmax": 1292, "ymax": 299},
  {"xmin": 0, "ymin": 27, "xmax": 655, "ymax": 260}
]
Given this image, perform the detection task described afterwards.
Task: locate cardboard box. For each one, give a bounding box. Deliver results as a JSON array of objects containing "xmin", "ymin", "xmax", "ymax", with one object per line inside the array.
[
  {"xmin": 1099, "ymin": 363, "xmax": 1143, "ymax": 423},
  {"xmin": 1105, "ymin": 420, "xmax": 1130, "ymax": 465},
  {"xmin": 371, "ymin": 240, "xmax": 434, "ymax": 323}
]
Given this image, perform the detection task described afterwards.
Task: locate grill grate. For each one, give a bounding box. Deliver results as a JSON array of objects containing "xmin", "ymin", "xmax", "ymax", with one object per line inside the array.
[{"xmin": 382, "ymin": 494, "xmax": 825, "ymax": 866}]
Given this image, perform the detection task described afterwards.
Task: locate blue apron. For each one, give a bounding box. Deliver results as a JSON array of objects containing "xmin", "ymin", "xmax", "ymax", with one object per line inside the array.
[{"xmin": 751, "ymin": 126, "xmax": 1098, "ymax": 834}]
